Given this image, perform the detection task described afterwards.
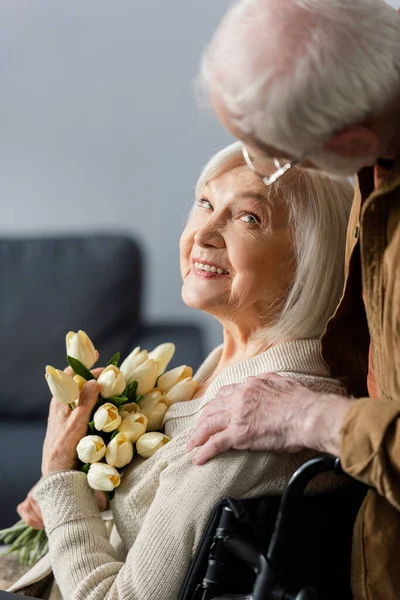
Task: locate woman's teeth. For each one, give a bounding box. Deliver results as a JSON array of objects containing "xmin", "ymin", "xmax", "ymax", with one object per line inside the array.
[{"xmin": 194, "ymin": 262, "xmax": 228, "ymax": 275}]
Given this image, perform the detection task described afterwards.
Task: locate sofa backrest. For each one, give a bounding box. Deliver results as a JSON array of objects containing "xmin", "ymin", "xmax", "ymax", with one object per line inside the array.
[{"xmin": 0, "ymin": 235, "xmax": 143, "ymax": 419}]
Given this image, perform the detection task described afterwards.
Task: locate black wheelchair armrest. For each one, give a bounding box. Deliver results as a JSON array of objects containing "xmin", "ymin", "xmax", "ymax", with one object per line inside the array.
[{"xmin": 180, "ymin": 456, "xmax": 368, "ymax": 600}]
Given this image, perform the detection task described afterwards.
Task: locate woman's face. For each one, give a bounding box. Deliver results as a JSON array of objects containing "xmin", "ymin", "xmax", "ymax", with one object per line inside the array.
[{"xmin": 180, "ymin": 162, "xmax": 295, "ymax": 333}]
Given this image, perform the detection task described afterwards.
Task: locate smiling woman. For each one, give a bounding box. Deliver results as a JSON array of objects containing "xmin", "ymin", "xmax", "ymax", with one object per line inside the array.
[
  {"xmin": 181, "ymin": 142, "xmax": 352, "ymax": 355},
  {"xmin": 9, "ymin": 142, "xmax": 354, "ymax": 600}
]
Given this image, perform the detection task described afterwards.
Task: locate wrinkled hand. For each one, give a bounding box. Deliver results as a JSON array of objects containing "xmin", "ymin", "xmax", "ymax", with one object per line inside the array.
[
  {"xmin": 17, "ymin": 487, "xmax": 44, "ymax": 530},
  {"xmin": 41, "ymin": 367, "xmax": 103, "ymax": 477},
  {"xmin": 187, "ymin": 373, "xmax": 353, "ymax": 465},
  {"xmin": 17, "ymin": 486, "xmax": 108, "ymax": 529}
]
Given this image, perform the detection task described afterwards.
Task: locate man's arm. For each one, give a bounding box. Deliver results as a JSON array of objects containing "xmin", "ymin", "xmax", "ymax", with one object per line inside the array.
[
  {"xmin": 340, "ymin": 397, "xmax": 400, "ymax": 510},
  {"xmin": 188, "ymin": 374, "xmax": 400, "ymax": 510}
]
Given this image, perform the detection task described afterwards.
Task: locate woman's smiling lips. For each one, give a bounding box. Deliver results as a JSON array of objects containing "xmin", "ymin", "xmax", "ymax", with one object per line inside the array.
[{"xmin": 192, "ymin": 258, "xmax": 229, "ymax": 279}]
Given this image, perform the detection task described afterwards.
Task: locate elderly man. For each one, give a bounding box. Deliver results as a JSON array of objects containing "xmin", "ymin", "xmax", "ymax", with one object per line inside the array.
[{"xmin": 188, "ymin": 0, "xmax": 400, "ymax": 598}]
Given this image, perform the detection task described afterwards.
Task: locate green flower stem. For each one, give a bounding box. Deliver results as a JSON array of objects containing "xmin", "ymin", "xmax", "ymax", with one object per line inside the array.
[
  {"xmin": 7, "ymin": 525, "xmax": 35, "ymax": 552},
  {"xmin": 0, "ymin": 519, "xmax": 26, "ymax": 539}
]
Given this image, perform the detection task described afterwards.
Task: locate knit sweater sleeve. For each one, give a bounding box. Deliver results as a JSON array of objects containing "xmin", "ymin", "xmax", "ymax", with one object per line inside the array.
[{"xmin": 33, "ymin": 442, "xmax": 311, "ymax": 600}]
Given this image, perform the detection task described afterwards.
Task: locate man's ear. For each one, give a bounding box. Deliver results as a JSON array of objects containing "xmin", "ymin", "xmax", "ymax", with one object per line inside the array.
[{"xmin": 324, "ymin": 124, "xmax": 380, "ymax": 158}]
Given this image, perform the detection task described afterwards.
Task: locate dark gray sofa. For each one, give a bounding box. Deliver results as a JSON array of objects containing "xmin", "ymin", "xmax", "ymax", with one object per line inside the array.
[{"xmin": 0, "ymin": 235, "xmax": 205, "ymax": 528}]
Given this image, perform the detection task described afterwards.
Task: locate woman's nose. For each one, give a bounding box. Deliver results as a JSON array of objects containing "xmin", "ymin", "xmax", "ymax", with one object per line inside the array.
[{"xmin": 193, "ymin": 220, "xmax": 225, "ymax": 249}]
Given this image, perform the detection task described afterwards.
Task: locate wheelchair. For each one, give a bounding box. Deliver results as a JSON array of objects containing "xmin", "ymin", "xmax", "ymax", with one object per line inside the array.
[{"xmin": 180, "ymin": 456, "xmax": 367, "ymax": 600}]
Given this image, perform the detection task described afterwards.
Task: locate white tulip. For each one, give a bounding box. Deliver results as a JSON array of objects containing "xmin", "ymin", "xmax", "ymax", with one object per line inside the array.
[
  {"xmin": 138, "ymin": 389, "xmax": 163, "ymax": 405},
  {"xmin": 165, "ymin": 377, "xmax": 199, "ymax": 406},
  {"xmin": 76, "ymin": 435, "xmax": 106, "ymax": 463},
  {"xmin": 119, "ymin": 413, "xmax": 148, "ymax": 443},
  {"xmin": 136, "ymin": 432, "xmax": 171, "ymax": 459},
  {"xmin": 66, "ymin": 330, "xmax": 97, "ymax": 369},
  {"xmin": 118, "ymin": 402, "xmax": 140, "ymax": 419},
  {"xmin": 148, "ymin": 343, "xmax": 175, "ymax": 375},
  {"xmin": 93, "ymin": 403, "xmax": 122, "ymax": 433},
  {"xmin": 73, "ymin": 375, "xmax": 87, "ymax": 393},
  {"xmin": 120, "ymin": 347, "xmax": 148, "ymax": 384},
  {"xmin": 105, "ymin": 433, "xmax": 134, "ymax": 468},
  {"xmin": 45, "ymin": 366, "xmax": 80, "ymax": 405},
  {"xmin": 87, "ymin": 462, "xmax": 121, "ymax": 491},
  {"xmin": 126, "ymin": 359, "xmax": 159, "ymax": 395},
  {"xmin": 97, "ymin": 365, "xmax": 126, "ymax": 398},
  {"xmin": 138, "ymin": 390, "xmax": 168, "ymax": 431},
  {"xmin": 157, "ymin": 365, "xmax": 193, "ymax": 393}
]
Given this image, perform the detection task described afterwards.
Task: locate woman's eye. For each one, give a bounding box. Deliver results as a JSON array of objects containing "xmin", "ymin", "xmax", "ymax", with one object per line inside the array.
[
  {"xmin": 196, "ymin": 198, "xmax": 213, "ymax": 210},
  {"xmin": 239, "ymin": 213, "xmax": 259, "ymax": 224}
]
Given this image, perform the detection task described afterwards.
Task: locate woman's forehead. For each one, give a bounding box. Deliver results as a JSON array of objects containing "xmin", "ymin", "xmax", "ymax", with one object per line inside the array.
[{"xmin": 203, "ymin": 164, "xmax": 276, "ymax": 204}]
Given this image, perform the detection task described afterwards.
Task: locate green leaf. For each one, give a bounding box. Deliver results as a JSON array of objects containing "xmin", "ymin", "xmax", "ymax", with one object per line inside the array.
[
  {"xmin": 125, "ymin": 381, "xmax": 138, "ymax": 402},
  {"xmin": 105, "ymin": 490, "xmax": 115, "ymax": 502},
  {"xmin": 136, "ymin": 395, "xmax": 143, "ymax": 404},
  {"xmin": 81, "ymin": 463, "xmax": 90, "ymax": 475},
  {"xmin": 110, "ymin": 429, "xmax": 119, "ymax": 440},
  {"xmin": 106, "ymin": 352, "xmax": 120, "ymax": 367},
  {"xmin": 67, "ymin": 356, "xmax": 95, "ymax": 380},
  {"xmin": 108, "ymin": 395, "xmax": 129, "ymax": 408},
  {"xmin": 88, "ymin": 420, "xmax": 96, "ymax": 435}
]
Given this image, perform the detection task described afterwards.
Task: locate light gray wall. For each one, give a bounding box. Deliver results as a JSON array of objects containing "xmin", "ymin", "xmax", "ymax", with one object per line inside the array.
[
  {"xmin": 1, "ymin": 0, "xmax": 399, "ymax": 353},
  {"xmin": 0, "ymin": 0, "xmax": 234, "ymax": 353}
]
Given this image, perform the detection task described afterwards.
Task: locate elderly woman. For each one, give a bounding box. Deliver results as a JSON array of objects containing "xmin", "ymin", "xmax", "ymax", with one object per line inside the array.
[{"xmin": 9, "ymin": 142, "xmax": 353, "ymax": 599}]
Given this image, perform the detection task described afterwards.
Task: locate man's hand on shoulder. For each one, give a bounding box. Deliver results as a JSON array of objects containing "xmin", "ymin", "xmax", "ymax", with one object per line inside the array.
[{"xmin": 187, "ymin": 374, "xmax": 355, "ymax": 464}]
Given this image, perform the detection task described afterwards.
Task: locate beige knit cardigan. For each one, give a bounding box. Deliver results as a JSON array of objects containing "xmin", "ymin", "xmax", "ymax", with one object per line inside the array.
[{"xmin": 9, "ymin": 339, "xmax": 345, "ymax": 600}]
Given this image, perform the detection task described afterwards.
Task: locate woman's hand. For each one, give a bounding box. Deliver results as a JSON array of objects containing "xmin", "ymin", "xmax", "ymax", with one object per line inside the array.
[
  {"xmin": 17, "ymin": 488, "xmax": 44, "ymax": 530},
  {"xmin": 41, "ymin": 368, "xmax": 103, "ymax": 477},
  {"xmin": 17, "ymin": 487, "xmax": 108, "ymax": 529},
  {"xmin": 187, "ymin": 373, "xmax": 355, "ymax": 464}
]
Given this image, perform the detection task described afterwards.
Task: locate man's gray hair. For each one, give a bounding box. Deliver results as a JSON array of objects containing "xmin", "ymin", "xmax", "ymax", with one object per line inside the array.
[
  {"xmin": 195, "ymin": 142, "xmax": 354, "ymax": 343},
  {"xmin": 199, "ymin": 0, "xmax": 400, "ymax": 175}
]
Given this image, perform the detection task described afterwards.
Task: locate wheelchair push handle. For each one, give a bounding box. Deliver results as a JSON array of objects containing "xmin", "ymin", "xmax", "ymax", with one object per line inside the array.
[
  {"xmin": 204, "ymin": 455, "xmax": 344, "ymax": 600},
  {"xmin": 267, "ymin": 455, "xmax": 342, "ymax": 569}
]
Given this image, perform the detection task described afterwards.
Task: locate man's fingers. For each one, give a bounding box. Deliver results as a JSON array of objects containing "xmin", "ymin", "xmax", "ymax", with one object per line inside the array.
[
  {"xmin": 192, "ymin": 431, "xmax": 233, "ymax": 465},
  {"xmin": 187, "ymin": 411, "xmax": 229, "ymax": 452}
]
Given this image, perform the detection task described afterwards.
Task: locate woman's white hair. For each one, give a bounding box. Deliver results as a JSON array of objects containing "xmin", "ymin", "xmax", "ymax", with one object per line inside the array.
[
  {"xmin": 196, "ymin": 142, "xmax": 354, "ymax": 344},
  {"xmin": 199, "ymin": 0, "xmax": 400, "ymax": 176}
]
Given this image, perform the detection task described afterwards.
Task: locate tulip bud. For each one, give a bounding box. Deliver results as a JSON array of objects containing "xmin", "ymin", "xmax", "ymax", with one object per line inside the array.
[
  {"xmin": 136, "ymin": 432, "xmax": 171, "ymax": 459},
  {"xmin": 148, "ymin": 343, "xmax": 175, "ymax": 376},
  {"xmin": 93, "ymin": 403, "xmax": 122, "ymax": 433},
  {"xmin": 45, "ymin": 366, "xmax": 80, "ymax": 405},
  {"xmin": 158, "ymin": 365, "xmax": 193, "ymax": 393},
  {"xmin": 125, "ymin": 359, "xmax": 159, "ymax": 395},
  {"xmin": 105, "ymin": 433, "xmax": 134, "ymax": 468},
  {"xmin": 118, "ymin": 402, "xmax": 140, "ymax": 419},
  {"xmin": 87, "ymin": 462, "xmax": 121, "ymax": 492},
  {"xmin": 138, "ymin": 390, "xmax": 168, "ymax": 431},
  {"xmin": 66, "ymin": 330, "xmax": 97, "ymax": 370},
  {"xmin": 120, "ymin": 347, "xmax": 148, "ymax": 384},
  {"xmin": 76, "ymin": 435, "xmax": 106, "ymax": 463},
  {"xmin": 165, "ymin": 377, "xmax": 199, "ymax": 406},
  {"xmin": 119, "ymin": 413, "xmax": 147, "ymax": 443},
  {"xmin": 73, "ymin": 375, "xmax": 87, "ymax": 392},
  {"xmin": 97, "ymin": 365, "xmax": 126, "ymax": 399}
]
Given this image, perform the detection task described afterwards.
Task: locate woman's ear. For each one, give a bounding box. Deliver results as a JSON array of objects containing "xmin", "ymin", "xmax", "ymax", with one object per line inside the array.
[{"xmin": 324, "ymin": 124, "xmax": 381, "ymax": 159}]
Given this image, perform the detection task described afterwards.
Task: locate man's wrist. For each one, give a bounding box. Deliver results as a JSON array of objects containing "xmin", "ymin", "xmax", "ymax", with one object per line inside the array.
[{"xmin": 300, "ymin": 393, "xmax": 355, "ymax": 456}]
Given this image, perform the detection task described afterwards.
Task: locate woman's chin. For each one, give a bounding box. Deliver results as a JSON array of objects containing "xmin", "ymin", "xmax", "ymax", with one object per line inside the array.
[{"xmin": 181, "ymin": 285, "xmax": 220, "ymax": 314}]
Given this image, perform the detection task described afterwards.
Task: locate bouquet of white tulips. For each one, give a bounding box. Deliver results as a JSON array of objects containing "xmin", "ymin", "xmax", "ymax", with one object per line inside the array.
[{"xmin": 0, "ymin": 330, "xmax": 198, "ymax": 566}]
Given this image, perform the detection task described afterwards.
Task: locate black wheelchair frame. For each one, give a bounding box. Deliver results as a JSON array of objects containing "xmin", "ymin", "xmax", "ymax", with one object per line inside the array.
[{"xmin": 180, "ymin": 456, "xmax": 367, "ymax": 600}]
